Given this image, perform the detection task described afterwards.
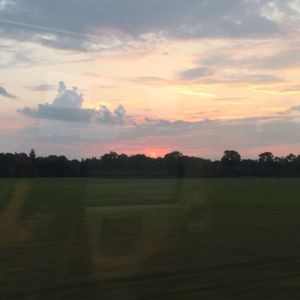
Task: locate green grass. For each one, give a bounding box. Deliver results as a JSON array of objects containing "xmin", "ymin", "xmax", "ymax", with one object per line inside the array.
[{"xmin": 0, "ymin": 178, "xmax": 300, "ymax": 299}]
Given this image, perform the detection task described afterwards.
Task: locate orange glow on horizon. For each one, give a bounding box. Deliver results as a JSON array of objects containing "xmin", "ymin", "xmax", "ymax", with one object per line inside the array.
[{"xmin": 139, "ymin": 148, "xmax": 171, "ymax": 158}]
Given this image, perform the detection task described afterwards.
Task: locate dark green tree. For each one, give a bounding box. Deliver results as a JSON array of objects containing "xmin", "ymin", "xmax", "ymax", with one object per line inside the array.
[
  {"xmin": 29, "ymin": 149, "xmax": 36, "ymax": 160},
  {"xmin": 259, "ymin": 152, "xmax": 274, "ymax": 163},
  {"xmin": 221, "ymin": 150, "xmax": 241, "ymax": 163}
]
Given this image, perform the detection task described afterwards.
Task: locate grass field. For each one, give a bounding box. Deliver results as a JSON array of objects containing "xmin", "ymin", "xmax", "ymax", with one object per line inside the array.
[{"xmin": 0, "ymin": 178, "xmax": 300, "ymax": 299}]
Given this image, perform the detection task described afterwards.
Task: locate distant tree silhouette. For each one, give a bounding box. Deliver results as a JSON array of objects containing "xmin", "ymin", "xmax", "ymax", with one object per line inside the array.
[
  {"xmin": 221, "ymin": 150, "xmax": 241, "ymax": 163},
  {"xmin": 29, "ymin": 149, "xmax": 36, "ymax": 160},
  {"xmin": 259, "ymin": 152, "xmax": 274, "ymax": 163},
  {"xmin": 164, "ymin": 151, "xmax": 183, "ymax": 176},
  {"xmin": 221, "ymin": 150, "xmax": 242, "ymax": 177},
  {"xmin": 0, "ymin": 149, "xmax": 299, "ymax": 178},
  {"xmin": 258, "ymin": 152, "xmax": 275, "ymax": 176}
]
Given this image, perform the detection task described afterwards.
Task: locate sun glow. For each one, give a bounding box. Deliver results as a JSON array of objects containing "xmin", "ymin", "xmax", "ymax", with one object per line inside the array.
[{"xmin": 144, "ymin": 148, "xmax": 170, "ymax": 158}]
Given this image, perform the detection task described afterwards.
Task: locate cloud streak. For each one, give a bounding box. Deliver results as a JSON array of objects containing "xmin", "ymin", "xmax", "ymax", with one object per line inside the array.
[
  {"xmin": 180, "ymin": 67, "xmax": 213, "ymax": 81},
  {"xmin": 30, "ymin": 84, "xmax": 57, "ymax": 91}
]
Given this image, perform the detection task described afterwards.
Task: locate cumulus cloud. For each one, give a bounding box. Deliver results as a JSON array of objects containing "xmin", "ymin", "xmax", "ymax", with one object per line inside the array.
[
  {"xmin": 0, "ymin": 85, "xmax": 16, "ymax": 99},
  {"xmin": 18, "ymin": 82, "xmax": 126, "ymax": 125},
  {"xmin": 93, "ymin": 104, "xmax": 126, "ymax": 125},
  {"xmin": 52, "ymin": 81, "xmax": 83, "ymax": 109},
  {"xmin": 0, "ymin": 0, "xmax": 284, "ymax": 51}
]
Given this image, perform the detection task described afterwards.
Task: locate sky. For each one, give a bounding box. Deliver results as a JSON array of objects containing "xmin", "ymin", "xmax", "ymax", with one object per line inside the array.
[{"xmin": 0, "ymin": 0, "xmax": 300, "ymax": 159}]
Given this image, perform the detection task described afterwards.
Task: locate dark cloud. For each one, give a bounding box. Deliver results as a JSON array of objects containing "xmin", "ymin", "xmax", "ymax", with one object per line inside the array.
[
  {"xmin": 94, "ymin": 104, "xmax": 126, "ymax": 125},
  {"xmin": 19, "ymin": 104, "xmax": 94, "ymax": 123},
  {"xmin": 118, "ymin": 114, "xmax": 300, "ymax": 151},
  {"xmin": 178, "ymin": 47, "xmax": 287, "ymax": 83},
  {"xmin": 255, "ymin": 85, "xmax": 300, "ymax": 94},
  {"xmin": 0, "ymin": 0, "xmax": 282, "ymax": 51},
  {"xmin": 18, "ymin": 81, "xmax": 126, "ymax": 124},
  {"xmin": 178, "ymin": 69, "xmax": 283, "ymax": 84},
  {"xmin": 255, "ymin": 48, "xmax": 300, "ymax": 70},
  {"xmin": 195, "ymin": 47, "xmax": 300, "ymax": 73},
  {"xmin": 291, "ymin": 105, "xmax": 300, "ymax": 112},
  {"xmin": 0, "ymin": 85, "xmax": 16, "ymax": 99},
  {"xmin": 30, "ymin": 84, "xmax": 57, "ymax": 91},
  {"xmin": 180, "ymin": 67, "xmax": 213, "ymax": 81},
  {"xmin": 130, "ymin": 77, "xmax": 168, "ymax": 85},
  {"xmin": 214, "ymin": 73, "xmax": 283, "ymax": 84}
]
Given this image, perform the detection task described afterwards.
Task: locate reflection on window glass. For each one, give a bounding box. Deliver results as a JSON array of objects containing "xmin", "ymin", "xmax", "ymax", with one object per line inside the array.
[{"xmin": 0, "ymin": 0, "xmax": 300, "ymax": 299}]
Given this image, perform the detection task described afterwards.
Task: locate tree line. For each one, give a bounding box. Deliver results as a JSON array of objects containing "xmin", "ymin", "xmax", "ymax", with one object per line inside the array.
[{"xmin": 0, "ymin": 149, "xmax": 300, "ymax": 178}]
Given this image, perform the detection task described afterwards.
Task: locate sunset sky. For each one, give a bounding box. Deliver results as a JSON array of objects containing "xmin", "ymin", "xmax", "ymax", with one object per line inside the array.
[{"xmin": 0, "ymin": 0, "xmax": 300, "ymax": 158}]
